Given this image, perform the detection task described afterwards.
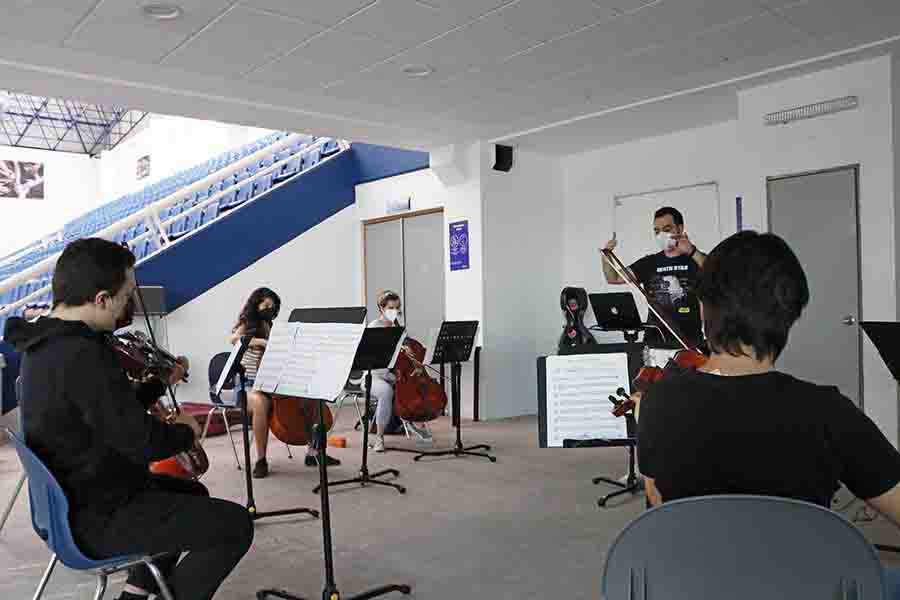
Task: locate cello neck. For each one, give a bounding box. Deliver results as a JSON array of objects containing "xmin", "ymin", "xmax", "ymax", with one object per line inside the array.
[{"xmin": 601, "ymin": 247, "xmax": 692, "ymax": 352}]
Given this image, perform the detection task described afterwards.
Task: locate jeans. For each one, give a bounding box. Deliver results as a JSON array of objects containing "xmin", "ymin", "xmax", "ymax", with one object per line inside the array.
[
  {"xmin": 370, "ymin": 376, "xmax": 394, "ymax": 428},
  {"xmin": 885, "ymin": 566, "xmax": 900, "ymax": 598},
  {"xmin": 73, "ymin": 475, "xmax": 254, "ymax": 600}
]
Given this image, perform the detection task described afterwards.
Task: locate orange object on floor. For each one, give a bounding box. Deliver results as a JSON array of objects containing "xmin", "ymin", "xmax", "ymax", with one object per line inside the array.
[{"xmin": 328, "ymin": 435, "xmax": 347, "ymax": 448}]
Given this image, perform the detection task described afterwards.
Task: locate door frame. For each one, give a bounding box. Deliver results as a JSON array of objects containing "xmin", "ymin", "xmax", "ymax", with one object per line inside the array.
[
  {"xmin": 361, "ymin": 206, "xmax": 445, "ymax": 312},
  {"xmin": 765, "ymin": 164, "xmax": 863, "ymax": 407}
]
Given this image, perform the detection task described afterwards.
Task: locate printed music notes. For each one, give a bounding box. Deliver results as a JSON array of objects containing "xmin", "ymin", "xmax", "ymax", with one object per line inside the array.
[
  {"xmin": 253, "ymin": 321, "xmax": 365, "ymax": 401},
  {"xmin": 545, "ymin": 354, "xmax": 630, "ymax": 447}
]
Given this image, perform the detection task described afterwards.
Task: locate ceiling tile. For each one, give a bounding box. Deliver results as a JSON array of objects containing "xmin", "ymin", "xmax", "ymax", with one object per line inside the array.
[
  {"xmin": 336, "ymin": 0, "xmax": 461, "ymax": 46},
  {"xmin": 493, "ymin": 0, "xmax": 618, "ymax": 42},
  {"xmin": 773, "ymin": 0, "xmax": 900, "ymax": 40},
  {"xmin": 239, "ymin": 0, "xmax": 375, "ymax": 27},
  {"xmin": 378, "ymin": 12, "xmax": 536, "ymax": 80},
  {"xmin": 64, "ymin": 0, "xmax": 238, "ymax": 63},
  {"xmin": 163, "ymin": 7, "xmax": 324, "ymax": 76},
  {"xmin": 0, "ymin": 1, "xmax": 96, "ymax": 44},
  {"xmin": 249, "ymin": 30, "xmax": 400, "ymax": 87}
]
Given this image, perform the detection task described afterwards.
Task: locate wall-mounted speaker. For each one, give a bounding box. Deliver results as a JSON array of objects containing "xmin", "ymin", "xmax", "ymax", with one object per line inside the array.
[{"xmin": 493, "ymin": 144, "xmax": 514, "ymax": 172}]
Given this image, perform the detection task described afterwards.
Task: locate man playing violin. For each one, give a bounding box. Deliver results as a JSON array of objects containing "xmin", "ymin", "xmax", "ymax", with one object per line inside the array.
[
  {"xmin": 602, "ymin": 206, "xmax": 706, "ymax": 348},
  {"xmin": 4, "ymin": 238, "xmax": 253, "ymax": 600},
  {"xmin": 636, "ymin": 231, "xmax": 900, "ymax": 592}
]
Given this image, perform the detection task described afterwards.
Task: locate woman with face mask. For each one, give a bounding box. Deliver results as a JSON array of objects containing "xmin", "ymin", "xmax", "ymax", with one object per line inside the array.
[
  {"xmin": 367, "ymin": 290, "xmax": 432, "ymax": 452},
  {"xmin": 230, "ymin": 287, "xmax": 340, "ymax": 478}
]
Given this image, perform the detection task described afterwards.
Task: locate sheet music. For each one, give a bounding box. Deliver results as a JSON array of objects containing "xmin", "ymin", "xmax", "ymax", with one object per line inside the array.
[
  {"xmin": 215, "ymin": 339, "xmax": 244, "ymax": 395},
  {"xmin": 545, "ymin": 354, "xmax": 629, "ymax": 447},
  {"xmin": 252, "ymin": 322, "xmax": 300, "ymax": 393},
  {"xmin": 273, "ymin": 322, "xmax": 365, "ymax": 401}
]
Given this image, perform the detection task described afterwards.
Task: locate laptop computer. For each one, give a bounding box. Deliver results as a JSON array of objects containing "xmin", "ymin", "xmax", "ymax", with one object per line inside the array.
[{"xmin": 589, "ymin": 292, "xmax": 643, "ymax": 331}]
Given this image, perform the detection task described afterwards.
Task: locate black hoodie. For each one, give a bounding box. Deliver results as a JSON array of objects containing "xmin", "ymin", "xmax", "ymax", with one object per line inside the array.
[{"xmin": 4, "ymin": 316, "xmax": 194, "ymax": 520}]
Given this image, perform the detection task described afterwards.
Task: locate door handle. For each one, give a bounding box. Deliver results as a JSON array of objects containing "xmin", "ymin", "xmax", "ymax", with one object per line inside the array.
[{"xmin": 842, "ymin": 315, "xmax": 856, "ymax": 326}]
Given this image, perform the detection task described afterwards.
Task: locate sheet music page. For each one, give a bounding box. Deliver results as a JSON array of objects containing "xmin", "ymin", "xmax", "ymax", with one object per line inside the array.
[
  {"xmin": 252, "ymin": 322, "xmax": 299, "ymax": 393},
  {"xmin": 215, "ymin": 340, "xmax": 243, "ymax": 395},
  {"xmin": 275, "ymin": 322, "xmax": 365, "ymax": 401},
  {"xmin": 545, "ymin": 354, "xmax": 629, "ymax": 447}
]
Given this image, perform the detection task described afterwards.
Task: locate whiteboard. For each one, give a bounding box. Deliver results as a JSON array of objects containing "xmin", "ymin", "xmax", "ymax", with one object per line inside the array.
[{"xmin": 612, "ymin": 182, "xmax": 721, "ymax": 322}]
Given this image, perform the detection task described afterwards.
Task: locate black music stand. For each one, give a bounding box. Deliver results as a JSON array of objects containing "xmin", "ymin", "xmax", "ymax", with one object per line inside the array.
[
  {"xmin": 563, "ymin": 416, "xmax": 641, "ymax": 507},
  {"xmin": 412, "ymin": 321, "xmax": 496, "ymax": 463},
  {"xmin": 313, "ymin": 327, "xmax": 407, "ymax": 495},
  {"xmin": 218, "ymin": 337, "xmax": 320, "ymax": 521},
  {"xmin": 859, "ymin": 321, "xmax": 900, "ymax": 554},
  {"xmin": 259, "ymin": 308, "xmax": 411, "ymax": 600}
]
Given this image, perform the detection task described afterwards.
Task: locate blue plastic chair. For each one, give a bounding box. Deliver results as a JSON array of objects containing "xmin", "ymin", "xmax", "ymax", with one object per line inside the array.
[
  {"xmin": 4, "ymin": 429, "xmax": 175, "ymax": 600},
  {"xmin": 603, "ymin": 494, "xmax": 885, "ymax": 599},
  {"xmin": 0, "ymin": 378, "xmax": 25, "ymax": 536}
]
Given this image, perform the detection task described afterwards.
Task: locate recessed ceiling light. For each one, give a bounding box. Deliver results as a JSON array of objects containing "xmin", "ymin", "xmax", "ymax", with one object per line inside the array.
[
  {"xmin": 402, "ymin": 65, "xmax": 433, "ymax": 78},
  {"xmin": 141, "ymin": 3, "xmax": 183, "ymax": 21}
]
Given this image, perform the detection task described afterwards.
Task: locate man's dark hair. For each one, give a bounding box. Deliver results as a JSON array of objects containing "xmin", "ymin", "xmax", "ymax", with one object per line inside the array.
[
  {"xmin": 52, "ymin": 238, "xmax": 136, "ymax": 308},
  {"xmin": 696, "ymin": 230, "xmax": 809, "ymax": 361},
  {"xmin": 654, "ymin": 206, "xmax": 684, "ymax": 226}
]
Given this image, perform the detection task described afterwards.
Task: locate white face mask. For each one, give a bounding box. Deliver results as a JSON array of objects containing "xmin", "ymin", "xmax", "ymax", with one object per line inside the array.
[
  {"xmin": 384, "ymin": 308, "xmax": 399, "ymax": 322},
  {"xmin": 656, "ymin": 231, "xmax": 675, "ymax": 252}
]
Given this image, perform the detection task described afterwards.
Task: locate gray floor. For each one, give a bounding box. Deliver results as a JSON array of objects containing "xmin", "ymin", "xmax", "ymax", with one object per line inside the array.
[{"xmin": 2, "ymin": 414, "xmax": 900, "ymax": 600}]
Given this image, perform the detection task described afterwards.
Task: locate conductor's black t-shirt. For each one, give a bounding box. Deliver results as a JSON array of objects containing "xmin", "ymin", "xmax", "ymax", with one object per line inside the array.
[
  {"xmin": 629, "ymin": 252, "xmax": 702, "ymax": 348},
  {"xmin": 638, "ymin": 370, "xmax": 900, "ymax": 507}
]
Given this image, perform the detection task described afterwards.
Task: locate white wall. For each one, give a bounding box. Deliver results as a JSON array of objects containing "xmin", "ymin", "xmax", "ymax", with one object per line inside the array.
[
  {"xmin": 560, "ymin": 55, "xmax": 899, "ymax": 443},
  {"xmin": 481, "ymin": 147, "xmax": 564, "ymax": 420},
  {"xmin": 98, "ymin": 114, "xmax": 276, "ymax": 201},
  {"xmin": 0, "ymin": 146, "xmax": 100, "ymax": 257},
  {"xmin": 355, "ymin": 143, "xmax": 484, "ymax": 417},
  {"xmin": 165, "ymin": 205, "xmax": 362, "ymax": 405}
]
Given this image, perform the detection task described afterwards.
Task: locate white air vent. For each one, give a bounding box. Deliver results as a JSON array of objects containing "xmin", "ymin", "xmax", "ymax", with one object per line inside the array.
[{"xmin": 764, "ymin": 96, "xmax": 858, "ymax": 125}]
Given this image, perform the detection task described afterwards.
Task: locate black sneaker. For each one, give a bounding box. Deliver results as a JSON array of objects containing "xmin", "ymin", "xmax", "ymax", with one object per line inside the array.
[
  {"xmin": 304, "ymin": 454, "xmax": 341, "ymax": 467},
  {"xmin": 252, "ymin": 458, "xmax": 269, "ymax": 479}
]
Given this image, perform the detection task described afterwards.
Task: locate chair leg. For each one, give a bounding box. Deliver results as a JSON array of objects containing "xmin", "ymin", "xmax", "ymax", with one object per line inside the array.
[
  {"xmin": 200, "ymin": 406, "xmax": 216, "ymax": 443},
  {"xmin": 92, "ymin": 572, "xmax": 108, "ymax": 600},
  {"xmin": 331, "ymin": 393, "xmax": 346, "ymax": 428},
  {"xmin": 32, "ymin": 554, "xmax": 58, "ymax": 600},
  {"xmin": 221, "ymin": 408, "xmax": 242, "ymax": 470},
  {"xmin": 144, "ymin": 559, "xmax": 175, "ymax": 600},
  {"xmin": 285, "ymin": 442, "xmax": 293, "ymax": 459},
  {"xmin": 0, "ymin": 471, "xmax": 26, "ymax": 535}
]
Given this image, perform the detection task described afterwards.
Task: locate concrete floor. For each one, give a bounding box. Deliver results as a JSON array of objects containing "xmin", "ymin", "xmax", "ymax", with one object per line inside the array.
[{"xmin": 2, "ymin": 414, "xmax": 900, "ymax": 600}]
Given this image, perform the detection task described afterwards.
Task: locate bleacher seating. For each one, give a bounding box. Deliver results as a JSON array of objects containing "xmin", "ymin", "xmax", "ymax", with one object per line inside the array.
[{"xmin": 0, "ymin": 131, "xmax": 338, "ymax": 335}]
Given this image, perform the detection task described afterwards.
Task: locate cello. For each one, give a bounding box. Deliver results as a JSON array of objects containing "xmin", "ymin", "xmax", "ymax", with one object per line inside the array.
[
  {"xmin": 601, "ymin": 247, "xmax": 708, "ymax": 417},
  {"xmin": 393, "ymin": 337, "xmax": 447, "ymax": 423}
]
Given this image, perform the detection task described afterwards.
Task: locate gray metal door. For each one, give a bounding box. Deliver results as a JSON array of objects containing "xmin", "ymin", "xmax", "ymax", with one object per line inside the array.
[
  {"xmin": 402, "ymin": 212, "xmax": 446, "ymax": 343},
  {"xmin": 767, "ymin": 166, "xmax": 861, "ymax": 404},
  {"xmin": 364, "ymin": 219, "xmax": 403, "ymax": 325}
]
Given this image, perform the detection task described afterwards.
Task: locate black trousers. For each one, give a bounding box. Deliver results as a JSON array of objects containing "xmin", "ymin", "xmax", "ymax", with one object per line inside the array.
[{"xmin": 73, "ymin": 475, "xmax": 254, "ymax": 600}]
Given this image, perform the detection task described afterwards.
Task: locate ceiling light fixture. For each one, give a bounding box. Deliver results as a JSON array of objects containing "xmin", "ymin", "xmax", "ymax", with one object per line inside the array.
[
  {"xmin": 141, "ymin": 3, "xmax": 184, "ymax": 21},
  {"xmin": 402, "ymin": 65, "xmax": 433, "ymax": 78}
]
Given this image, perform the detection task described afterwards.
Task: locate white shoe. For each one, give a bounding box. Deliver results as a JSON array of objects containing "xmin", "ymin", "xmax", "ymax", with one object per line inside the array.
[
  {"xmin": 405, "ymin": 421, "xmax": 432, "ymax": 442},
  {"xmin": 372, "ymin": 436, "xmax": 385, "ymax": 453}
]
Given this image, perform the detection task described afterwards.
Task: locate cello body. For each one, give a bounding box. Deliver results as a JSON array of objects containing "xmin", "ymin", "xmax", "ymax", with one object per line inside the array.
[
  {"xmin": 393, "ymin": 337, "xmax": 448, "ymax": 422},
  {"xmin": 269, "ymin": 395, "xmax": 334, "ymax": 446}
]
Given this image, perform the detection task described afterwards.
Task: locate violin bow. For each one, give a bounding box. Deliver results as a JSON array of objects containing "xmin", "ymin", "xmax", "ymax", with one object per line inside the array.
[{"xmin": 601, "ymin": 247, "xmax": 693, "ymax": 352}]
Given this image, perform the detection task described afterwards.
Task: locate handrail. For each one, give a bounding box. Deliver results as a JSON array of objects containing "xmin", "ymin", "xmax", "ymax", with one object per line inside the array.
[{"xmin": 0, "ymin": 137, "xmax": 349, "ymax": 317}]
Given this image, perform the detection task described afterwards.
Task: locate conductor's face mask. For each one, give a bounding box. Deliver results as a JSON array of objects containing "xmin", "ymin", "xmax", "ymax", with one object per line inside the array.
[{"xmin": 656, "ymin": 231, "xmax": 675, "ymax": 252}]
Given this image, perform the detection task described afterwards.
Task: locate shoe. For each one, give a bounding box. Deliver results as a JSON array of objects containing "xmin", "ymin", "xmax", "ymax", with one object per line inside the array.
[
  {"xmin": 252, "ymin": 458, "xmax": 268, "ymax": 479},
  {"xmin": 304, "ymin": 453, "xmax": 341, "ymax": 467},
  {"xmin": 372, "ymin": 436, "xmax": 385, "ymax": 453},
  {"xmin": 405, "ymin": 421, "xmax": 432, "ymax": 442}
]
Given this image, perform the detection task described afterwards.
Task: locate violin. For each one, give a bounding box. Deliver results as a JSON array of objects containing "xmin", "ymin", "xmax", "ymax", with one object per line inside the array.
[
  {"xmin": 109, "ymin": 295, "xmax": 210, "ymax": 480},
  {"xmin": 393, "ymin": 337, "xmax": 447, "ymax": 423},
  {"xmin": 601, "ymin": 247, "xmax": 709, "ymax": 417}
]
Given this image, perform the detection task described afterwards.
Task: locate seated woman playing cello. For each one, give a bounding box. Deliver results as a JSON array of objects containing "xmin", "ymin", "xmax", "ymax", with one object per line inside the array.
[
  {"xmin": 368, "ymin": 290, "xmax": 433, "ymax": 452},
  {"xmin": 230, "ymin": 287, "xmax": 340, "ymax": 478}
]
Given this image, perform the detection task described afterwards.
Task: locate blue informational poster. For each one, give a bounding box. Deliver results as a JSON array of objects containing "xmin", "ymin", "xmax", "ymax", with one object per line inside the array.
[{"xmin": 449, "ymin": 220, "xmax": 469, "ymax": 271}]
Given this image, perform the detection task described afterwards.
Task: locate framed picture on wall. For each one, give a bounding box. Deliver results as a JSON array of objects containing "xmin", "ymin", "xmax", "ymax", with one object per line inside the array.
[
  {"xmin": 136, "ymin": 155, "xmax": 151, "ymax": 180},
  {"xmin": 0, "ymin": 160, "xmax": 45, "ymax": 199}
]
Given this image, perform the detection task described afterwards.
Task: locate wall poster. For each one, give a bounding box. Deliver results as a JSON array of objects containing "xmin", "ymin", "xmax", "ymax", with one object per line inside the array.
[{"xmin": 0, "ymin": 160, "xmax": 45, "ymax": 199}]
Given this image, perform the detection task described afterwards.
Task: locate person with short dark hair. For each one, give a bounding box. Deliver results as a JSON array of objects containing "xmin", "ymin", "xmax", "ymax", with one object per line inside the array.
[
  {"xmin": 601, "ymin": 206, "xmax": 706, "ymax": 347},
  {"xmin": 637, "ymin": 231, "xmax": 900, "ymax": 588},
  {"xmin": 230, "ymin": 287, "xmax": 340, "ymax": 478},
  {"xmin": 4, "ymin": 238, "xmax": 253, "ymax": 600}
]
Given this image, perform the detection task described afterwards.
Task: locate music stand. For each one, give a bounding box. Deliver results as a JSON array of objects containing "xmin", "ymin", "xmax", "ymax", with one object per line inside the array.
[
  {"xmin": 314, "ymin": 327, "xmax": 407, "ymax": 495},
  {"xmin": 220, "ymin": 337, "xmax": 319, "ymax": 522},
  {"xmin": 259, "ymin": 308, "xmax": 411, "ymax": 600},
  {"xmin": 412, "ymin": 321, "xmax": 496, "ymax": 463},
  {"xmin": 859, "ymin": 321, "xmax": 900, "ymax": 554}
]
